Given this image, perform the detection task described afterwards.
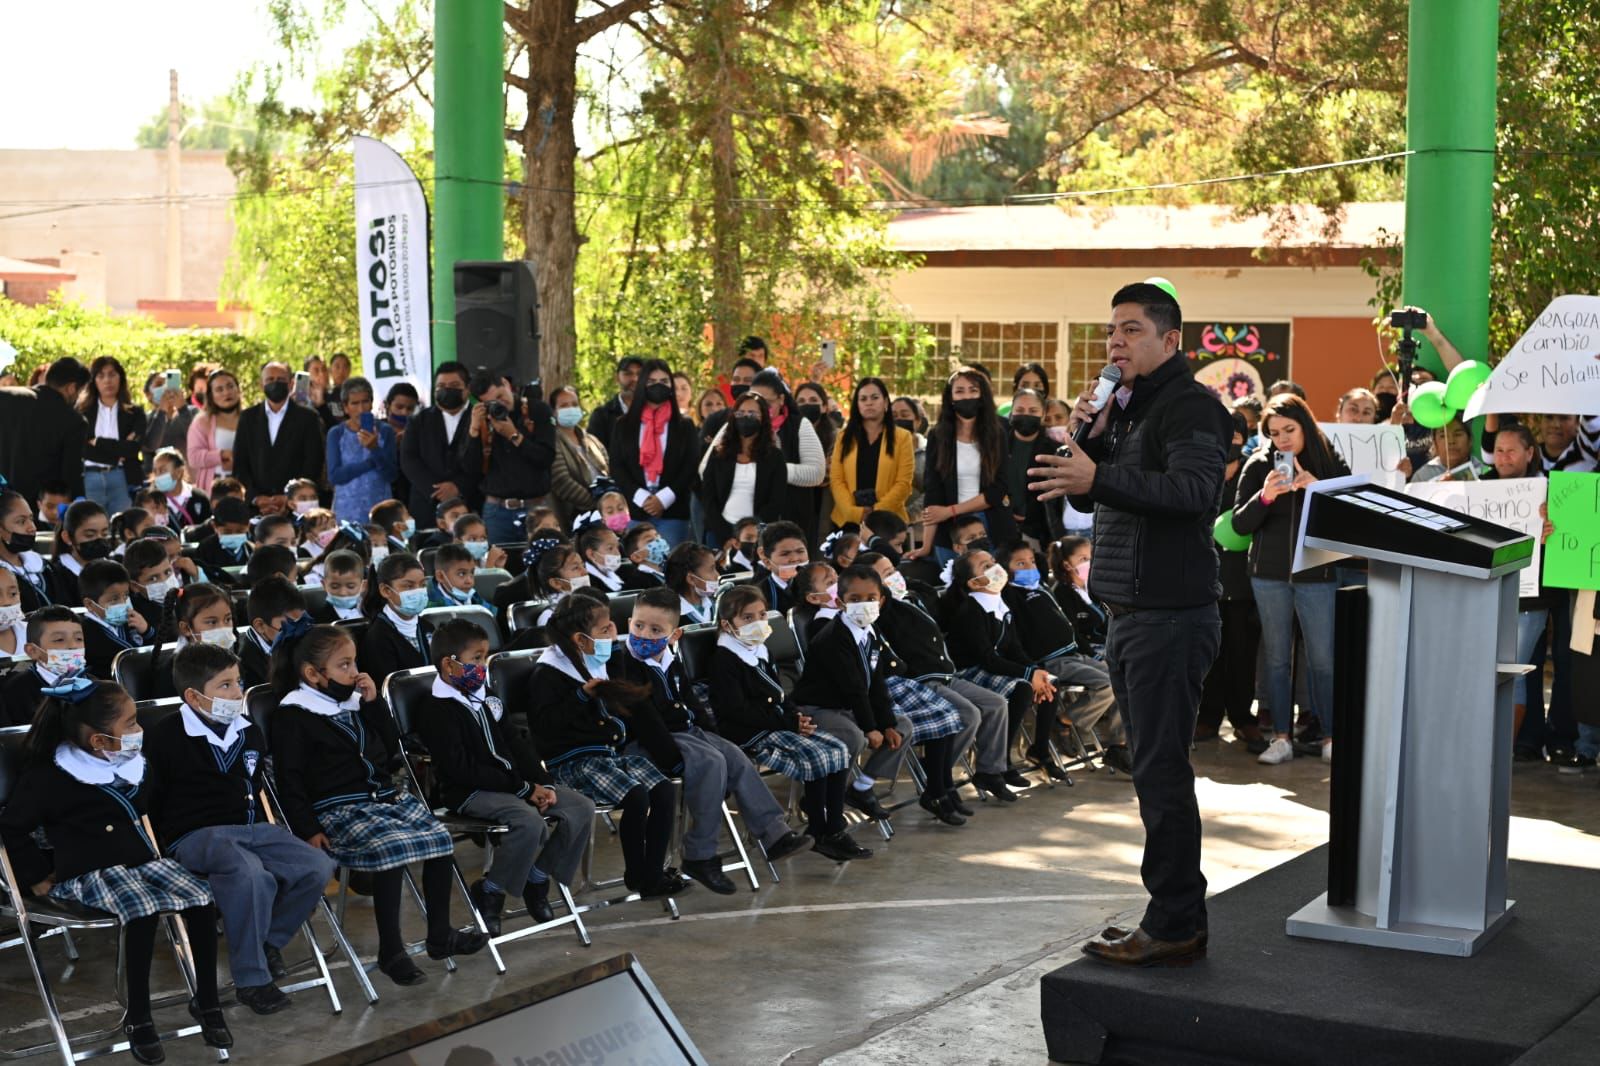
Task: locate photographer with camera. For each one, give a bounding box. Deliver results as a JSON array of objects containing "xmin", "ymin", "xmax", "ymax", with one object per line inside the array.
[{"xmin": 468, "ymin": 370, "xmax": 557, "ymax": 545}]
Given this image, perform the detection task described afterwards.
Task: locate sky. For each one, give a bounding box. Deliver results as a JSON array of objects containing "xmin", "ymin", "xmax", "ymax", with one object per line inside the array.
[{"xmin": 0, "ymin": 1, "xmax": 360, "ymax": 150}]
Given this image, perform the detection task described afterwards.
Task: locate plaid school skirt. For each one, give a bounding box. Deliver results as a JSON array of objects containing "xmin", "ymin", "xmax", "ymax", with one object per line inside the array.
[
  {"xmin": 51, "ymin": 858, "xmax": 213, "ymax": 923},
  {"xmin": 744, "ymin": 729, "xmax": 850, "ymax": 782},
  {"xmin": 317, "ymin": 793, "xmax": 455, "ymax": 872},
  {"xmin": 884, "ymin": 676, "xmax": 965, "ymax": 743},
  {"xmin": 550, "ymin": 752, "xmax": 668, "ymax": 807},
  {"xmin": 957, "ymin": 666, "xmax": 1026, "ymax": 699}
]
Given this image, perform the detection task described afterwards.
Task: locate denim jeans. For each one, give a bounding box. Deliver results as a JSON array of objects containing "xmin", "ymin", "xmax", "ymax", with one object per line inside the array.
[
  {"xmin": 482, "ymin": 500, "xmax": 526, "ymax": 545},
  {"xmin": 82, "ymin": 467, "xmax": 132, "ymax": 516},
  {"xmin": 1576, "ymin": 723, "xmax": 1600, "ymax": 760},
  {"xmin": 1513, "ymin": 609, "xmax": 1548, "ymax": 707},
  {"xmin": 1250, "ymin": 577, "xmax": 1337, "ymax": 738}
]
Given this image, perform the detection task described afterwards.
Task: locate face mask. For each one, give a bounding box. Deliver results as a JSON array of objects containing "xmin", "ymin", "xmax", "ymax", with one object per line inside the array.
[
  {"xmin": 435, "ymin": 386, "xmax": 466, "ymax": 410},
  {"xmin": 1011, "ymin": 414, "xmax": 1042, "ymax": 436},
  {"xmin": 370, "ymin": 546, "xmax": 390, "ymax": 566},
  {"xmin": 883, "ymin": 571, "xmax": 909, "ymax": 599},
  {"xmin": 1375, "ymin": 392, "xmax": 1398, "ymax": 421},
  {"xmin": 315, "ymin": 677, "xmax": 357, "ymax": 703},
  {"xmin": 562, "ymin": 573, "xmax": 591, "ymax": 592},
  {"xmin": 645, "ymin": 537, "xmax": 670, "ymax": 567},
  {"xmin": 1074, "ymin": 561, "xmax": 1091, "ymax": 584},
  {"xmin": 734, "ymin": 416, "xmax": 762, "ymax": 438},
  {"xmin": 449, "ymin": 660, "xmax": 488, "ymax": 695},
  {"xmin": 77, "ymin": 538, "xmax": 114, "ymax": 561},
  {"xmin": 951, "ymin": 397, "xmax": 982, "ymax": 420},
  {"xmin": 583, "ymin": 636, "xmax": 614, "ymax": 670},
  {"xmin": 327, "ymin": 592, "xmax": 362, "ymax": 611},
  {"xmin": 294, "ymin": 500, "xmax": 317, "ymax": 516},
  {"xmin": 458, "ymin": 539, "xmax": 489, "ymax": 563},
  {"xmin": 98, "ymin": 730, "xmax": 143, "ymax": 760},
  {"xmin": 1011, "ymin": 568, "xmax": 1041, "ymax": 589},
  {"xmin": 730, "ymin": 383, "xmax": 751, "ymax": 400},
  {"xmin": 604, "ymin": 512, "xmax": 630, "ymax": 533},
  {"xmin": 400, "ymin": 518, "xmax": 416, "ymax": 539},
  {"xmin": 643, "ymin": 382, "xmax": 673, "ymax": 406},
  {"xmin": 142, "ymin": 576, "xmax": 178, "ymax": 601},
  {"xmin": 843, "ymin": 600, "xmax": 880, "ymax": 627},
  {"xmin": 735, "ymin": 619, "xmax": 772, "ymax": 646},
  {"xmin": 774, "ymin": 562, "xmax": 802, "ymax": 581},
  {"xmin": 628, "ymin": 633, "xmax": 670, "ymax": 660},
  {"xmin": 5, "ymin": 530, "xmax": 36, "ymax": 554},
  {"xmin": 556, "ymin": 406, "xmax": 585, "ymax": 428},
  {"xmin": 983, "ymin": 564, "xmax": 1009, "ymax": 592},
  {"xmin": 154, "ymin": 472, "xmax": 179, "ymax": 493},
  {"xmin": 820, "ymin": 582, "xmax": 838, "ymax": 605},
  {"xmin": 395, "ymin": 587, "xmax": 430, "ymax": 615},
  {"xmin": 201, "ymin": 694, "xmax": 245, "ymax": 724},
  {"xmin": 99, "ymin": 601, "xmax": 131, "ymax": 627},
  {"xmin": 45, "ymin": 647, "xmax": 87, "ymax": 676},
  {"xmin": 199, "ymin": 627, "xmax": 236, "ymax": 648},
  {"xmin": 894, "ymin": 417, "xmax": 916, "ymax": 434},
  {"xmin": 737, "ymin": 540, "xmax": 758, "ymax": 561},
  {"xmin": 263, "ymin": 380, "xmax": 291, "ymax": 404},
  {"xmin": 797, "ymin": 402, "xmax": 823, "ymax": 422},
  {"xmin": 388, "ymin": 414, "xmax": 410, "ymax": 429},
  {"xmin": 0, "ymin": 603, "xmax": 21, "ymax": 629},
  {"xmin": 599, "ymin": 553, "xmax": 622, "ymax": 573},
  {"xmin": 219, "ymin": 532, "xmax": 248, "ymax": 553}
]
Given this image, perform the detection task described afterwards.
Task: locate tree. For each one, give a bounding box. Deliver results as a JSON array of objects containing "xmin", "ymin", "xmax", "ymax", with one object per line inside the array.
[{"xmin": 135, "ymin": 92, "xmax": 284, "ymax": 151}]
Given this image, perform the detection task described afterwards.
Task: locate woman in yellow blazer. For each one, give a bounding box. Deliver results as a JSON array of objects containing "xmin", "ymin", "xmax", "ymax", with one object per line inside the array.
[{"xmin": 829, "ymin": 377, "xmax": 916, "ymax": 527}]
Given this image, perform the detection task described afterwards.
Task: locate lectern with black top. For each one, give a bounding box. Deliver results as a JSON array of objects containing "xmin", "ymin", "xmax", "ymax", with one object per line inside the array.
[{"xmin": 1285, "ymin": 480, "xmax": 1534, "ymax": 956}]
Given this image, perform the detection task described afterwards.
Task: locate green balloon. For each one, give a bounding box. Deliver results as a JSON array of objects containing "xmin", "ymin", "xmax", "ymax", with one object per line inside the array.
[
  {"xmin": 1444, "ymin": 360, "xmax": 1492, "ymax": 409},
  {"xmin": 1409, "ymin": 381, "xmax": 1456, "ymax": 429},
  {"xmin": 1213, "ymin": 511, "xmax": 1251, "ymax": 551},
  {"xmin": 1143, "ymin": 275, "xmax": 1178, "ymax": 300}
]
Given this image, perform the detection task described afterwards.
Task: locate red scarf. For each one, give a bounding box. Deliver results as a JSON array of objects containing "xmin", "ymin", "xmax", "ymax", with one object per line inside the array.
[
  {"xmin": 640, "ymin": 402, "xmax": 670, "ymax": 485},
  {"xmin": 770, "ymin": 403, "xmax": 789, "ymax": 432}
]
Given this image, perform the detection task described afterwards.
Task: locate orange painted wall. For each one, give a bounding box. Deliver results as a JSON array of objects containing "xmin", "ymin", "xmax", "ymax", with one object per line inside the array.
[{"xmin": 1291, "ymin": 316, "xmax": 1386, "ymax": 421}]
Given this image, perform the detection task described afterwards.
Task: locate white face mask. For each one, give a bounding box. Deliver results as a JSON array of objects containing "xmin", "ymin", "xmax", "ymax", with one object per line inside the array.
[
  {"xmin": 143, "ymin": 576, "xmax": 178, "ymax": 602},
  {"xmin": 983, "ymin": 564, "xmax": 1009, "ymax": 592},
  {"xmin": 370, "ymin": 546, "xmax": 390, "ymax": 566},
  {"xmin": 45, "ymin": 647, "xmax": 87, "ymax": 676},
  {"xmin": 198, "ymin": 627, "xmax": 236, "ymax": 648},
  {"xmin": 599, "ymin": 553, "xmax": 622, "ymax": 573},
  {"xmin": 735, "ymin": 619, "xmax": 772, "ymax": 646},
  {"xmin": 0, "ymin": 603, "xmax": 23, "ymax": 628},
  {"xmin": 843, "ymin": 600, "xmax": 881, "ymax": 628},
  {"xmin": 882, "ymin": 571, "xmax": 908, "ymax": 600},
  {"xmin": 200, "ymin": 694, "xmax": 245, "ymax": 723},
  {"xmin": 564, "ymin": 573, "xmax": 591, "ymax": 591}
]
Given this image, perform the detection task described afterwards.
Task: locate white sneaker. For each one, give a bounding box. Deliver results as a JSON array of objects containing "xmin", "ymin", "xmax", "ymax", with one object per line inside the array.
[
  {"xmin": 1258, "ymin": 737, "xmax": 1294, "ymax": 765},
  {"xmin": 1321, "ymin": 741, "xmax": 1333, "ymax": 763}
]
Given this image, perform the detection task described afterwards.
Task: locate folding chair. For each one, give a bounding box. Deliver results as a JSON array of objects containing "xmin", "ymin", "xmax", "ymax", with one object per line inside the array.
[
  {"xmin": 384, "ymin": 667, "xmax": 589, "ymax": 957},
  {"xmin": 418, "ymin": 605, "xmax": 502, "ymax": 652},
  {"xmin": 0, "ymin": 730, "xmax": 231, "ymax": 1063},
  {"xmin": 332, "ymin": 617, "xmax": 369, "ymax": 645},
  {"xmin": 473, "ymin": 568, "xmax": 512, "ymax": 604},
  {"xmin": 133, "ymin": 700, "xmax": 344, "ymax": 1014},
  {"xmin": 297, "ymin": 585, "xmax": 327, "ymax": 619},
  {"xmin": 243, "ymin": 687, "xmax": 380, "ymax": 1006},
  {"xmin": 111, "ymin": 645, "xmax": 162, "ymax": 703},
  {"xmin": 606, "ymin": 590, "xmax": 640, "ymax": 631},
  {"xmin": 508, "ymin": 599, "xmax": 552, "ymax": 633}
]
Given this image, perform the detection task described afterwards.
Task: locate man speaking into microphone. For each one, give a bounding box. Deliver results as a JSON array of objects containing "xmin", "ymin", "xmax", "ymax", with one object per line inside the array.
[{"xmin": 1029, "ymin": 282, "xmax": 1231, "ymax": 967}]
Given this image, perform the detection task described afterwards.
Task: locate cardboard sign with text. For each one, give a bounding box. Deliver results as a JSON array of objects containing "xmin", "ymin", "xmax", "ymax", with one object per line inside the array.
[
  {"xmin": 1407, "ymin": 477, "xmax": 1546, "ymax": 597},
  {"xmin": 1320, "ymin": 422, "xmax": 1408, "ymax": 491},
  {"xmin": 1465, "ymin": 294, "xmax": 1600, "ymax": 418},
  {"xmin": 1543, "ymin": 471, "xmax": 1600, "ymax": 590}
]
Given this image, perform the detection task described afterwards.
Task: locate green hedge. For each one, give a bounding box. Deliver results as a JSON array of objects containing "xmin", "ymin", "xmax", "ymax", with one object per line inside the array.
[{"xmin": 0, "ymin": 295, "xmax": 284, "ymax": 401}]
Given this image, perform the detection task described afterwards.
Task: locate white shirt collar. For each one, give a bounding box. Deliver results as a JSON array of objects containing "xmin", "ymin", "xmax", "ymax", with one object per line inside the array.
[
  {"xmin": 1, "ymin": 551, "xmax": 46, "ymax": 575},
  {"xmin": 586, "ymin": 561, "xmax": 623, "ymax": 591},
  {"xmin": 1072, "ymin": 584, "xmax": 1094, "ymax": 605},
  {"xmin": 971, "ymin": 590, "xmax": 1009, "ymax": 621},
  {"xmin": 430, "ymin": 674, "xmax": 503, "ymax": 721},
  {"xmin": 180, "ymin": 702, "xmax": 250, "ymax": 750},
  {"xmin": 383, "ymin": 605, "xmax": 418, "ymax": 638},
  {"xmin": 716, "ymin": 630, "xmax": 769, "ymax": 667},
  {"xmin": 280, "ymin": 683, "xmax": 361, "ymax": 717},
  {"xmin": 680, "ymin": 595, "xmax": 710, "ymax": 623},
  {"xmin": 60, "ymin": 554, "xmax": 84, "ymax": 576},
  {"xmin": 441, "ymin": 407, "xmax": 465, "ymax": 438},
  {"xmin": 841, "ymin": 613, "xmax": 873, "ymax": 646},
  {"xmin": 537, "ymin": 643, "xmax": 608, "ymax": 683},
  {"xmin": 814, "ymin": 605, "xmax": 839, "ymax": 623},
  {"xmin": 55, "ymin": 741, "xmax": 144, "ymax": 786}
]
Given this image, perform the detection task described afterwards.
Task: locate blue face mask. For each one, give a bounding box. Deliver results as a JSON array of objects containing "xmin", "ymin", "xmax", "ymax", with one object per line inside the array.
[
  {"xmin": 100, "ymin": 600, "xmax": 130, "ymax": 627},
  {"xmin": 583, "ymin": 636, "xmax": 614, "ymax": 672},
  {"xmin": 628, "ymin": 633, "xmax": 670, "ymax": 660},
  {"xmin": 1011, "ymin": 568, "xmax": 1041, "ymax": 589},
  {"xmin": 153, "ymin": 472, "xmax": 179, "ymax": 493},
  {"xmin": 443, "ymin": 581, "xmax": 474, "ymax": 604},
  {"xmin": 463, "ymin": 540, "xmax": 490, "ymax": 562},
  {"xmin": 645, "ymin": 537, "xmax": 670, "ymax": 567},
  {"xmin": 219, "ymin": 532, "xmax": 248, "ymax": 553},
  {"xmin": 396, "ymin": 586, "xmax": 431, "ymax": 616},
  {"xmin": 400, "ymin": 518, "xmax": 416, "ymax": 540},
  {"xmin": 556, "ymin": 406, "xmax": 585, "ymax": 428},
  {"xmin": 327, "ymin": 592, "xmax": 362, "ymax": 611}
]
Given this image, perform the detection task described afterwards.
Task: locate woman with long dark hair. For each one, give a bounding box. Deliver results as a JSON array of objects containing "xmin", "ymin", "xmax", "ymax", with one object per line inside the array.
[
  {"xmin": 1232, "ymin": 393, "xmax": 1350, "ymax": 766},
  {"xmin": 748, "ymin": 368, "xmax": 826, "ymax": 541},
  {"xmin": 186, "ymin": 369, "xmax": 242, "ymax": 493},
  {"xmin": 829, "ymin": 377, "xmax": 915, "ymax": 529},
  {"xmin": 77, "ymin": 356, "xmax": 146, "ymax": 515},
  {"xmin": 699, "ymin": 392, "xmax": 787, "ymax": 546},
  {"xmin": 921, "ymin": 368, "xmax": 1013, "ymax": 560},
  {"xmin": 608, "ymin": 358, "xmax": 699, "ymax": 548}
]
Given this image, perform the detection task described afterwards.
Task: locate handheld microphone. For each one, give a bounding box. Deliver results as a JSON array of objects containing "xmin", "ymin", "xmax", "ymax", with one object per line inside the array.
[{"xmin": 1069, "ymin": 364, "xmax": 1123, "ymax": 448}]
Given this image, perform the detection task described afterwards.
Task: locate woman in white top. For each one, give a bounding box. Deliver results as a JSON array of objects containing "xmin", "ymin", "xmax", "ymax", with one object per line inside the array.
[
  {"xmin": 919, "ymin": 367, "xmax": 1015, "ymax": 563},
  {"xmin": 748, "ymin": 369, "xmax": 825, "ymax": 536},
  {"xmin": 75, "ymin": 356, "xmax": 146, "ymax": 516},
  {"xmin": 185, "ymin": 369, "xmax": 242, "ymax": 494},
  {"xmin": 697, "ymin": 393, "xmax": 788, "ymax": 547}
]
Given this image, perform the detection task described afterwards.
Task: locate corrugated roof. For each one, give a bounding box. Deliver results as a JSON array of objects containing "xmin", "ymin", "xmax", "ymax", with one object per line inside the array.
[{"xmin": 887, "ymin": 202, "xmax": 1403, "ymax": 253}]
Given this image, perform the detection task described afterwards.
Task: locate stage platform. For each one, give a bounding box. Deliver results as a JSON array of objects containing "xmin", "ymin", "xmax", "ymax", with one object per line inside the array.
[{"xmin": 1041, "ymin": 846, "xmax": 1600, "ymax": 1066}]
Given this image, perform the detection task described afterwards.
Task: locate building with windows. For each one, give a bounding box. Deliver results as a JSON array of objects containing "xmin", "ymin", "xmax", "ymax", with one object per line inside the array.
[{"xmin": 880, "ymin": 202, "xmax": 1401, "ymax": 419}]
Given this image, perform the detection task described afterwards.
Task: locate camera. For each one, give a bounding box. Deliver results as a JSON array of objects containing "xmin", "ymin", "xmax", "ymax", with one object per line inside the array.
[
  {"xmin": 1390, "ymin": 309, "xmax": 1429, "ymax": 332},
  {"xmin": 485, "ymin": 400, "xmax": 511, "ymax": 421}
]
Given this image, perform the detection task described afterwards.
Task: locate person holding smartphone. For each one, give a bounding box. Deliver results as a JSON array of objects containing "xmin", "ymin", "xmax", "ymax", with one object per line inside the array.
[{"xmin": 326, "ymin": 376, "xmax": 399, "ymax": 524}]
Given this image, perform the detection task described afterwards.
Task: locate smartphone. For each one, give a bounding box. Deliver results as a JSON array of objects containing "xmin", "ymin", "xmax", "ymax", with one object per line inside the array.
[
  {"xmin": 359, "ymin": 412, "xmax": 376, "ymax": 433},
  {"xmin": 293, "ymin": 371, "xmax": 312, "ymax": 406},
  {"xmin": 163, "ymin": 369, "xmax": 182, "ymax": 397},
  {"xmin": 1273, "ymin": 451, "xmax": 1297, "ymax": 482},
  {"xmin": 820, "ymin": 340, "xmax": 837, "ymax": 368},
  {"xmin": 1390, "ymin": 309, "xmax": 1429, "ymax": 331}
]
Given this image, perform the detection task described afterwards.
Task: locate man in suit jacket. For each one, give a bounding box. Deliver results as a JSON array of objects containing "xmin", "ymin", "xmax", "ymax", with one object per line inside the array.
[
  {"xmin": 398, "ymin": 361, "xmax": 479, "ymax": 526},
  {"xmin": 585, "ymin": 354, "xmax": 642, "ymax": 454},
  {"xmin": 232, "ymin": 361, "xmax": 326, "ymax": 516},
  {"xmin": 0, "ymin": 357, "xmax": 91, "ymax": 504}
]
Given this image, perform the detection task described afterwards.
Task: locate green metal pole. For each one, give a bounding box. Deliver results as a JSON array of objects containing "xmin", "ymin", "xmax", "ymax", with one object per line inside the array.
[
  {"xmin": 432, "ymin": 0, "xmax": 505, "ymax": 366},
  {"xmin": 1400, "ymin": 0, "xmax": 1500, "ymax": 374}
]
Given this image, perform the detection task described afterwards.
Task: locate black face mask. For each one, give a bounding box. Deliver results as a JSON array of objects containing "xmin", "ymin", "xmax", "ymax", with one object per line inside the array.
[
  {"xmin": 643, "ymin": 382, "xmax": 673, "ymax": 406},
  {"xmin": 1375, "ymin": 392, "xmax": 1398, "ymax": 422},
  {"xmin": 5, "ymin": 531, "xmax": 36, "ymax": 554},
  {"xmin": 738, "ymin": 539, "xmax": 758, "ymax": 559},
  {"xmin": 894, "ymin": 417, "xmax": 916, "ymax": 434},
  {"xmin": 1226, "ymin": 442, "xmax": 1244, "ymax": 464},
  {"xmin": 77, "ymin": 538, "xmax": 114, "ymax": 561},
  {"xmin": 262, "ymin": 380, "xmax": 291, "ymax": 404},
  {"xmin": 1010, "ymin": 414, "xmax": 1042, "ymax": 436},
  {"xmin": 797, "ymin": 403, "xmax": 823, "ymax": 422},
  {"xmin": 951, "ymin": 398, "xmax": 982, "ymax": 420},
  {"xmin": 315, "ymin": 677, "xmax": 357, "ymax": 704},
  {"xmin": 435, "ymin": 386, "xmax": 466, "ymax": 411},
  {"xmin": 730, "ymin": 383, "xmax": 751, "ymax": 400},
  {"xmin": 734, "ymin": 416, "xmax": 763, "ymax": 438}
]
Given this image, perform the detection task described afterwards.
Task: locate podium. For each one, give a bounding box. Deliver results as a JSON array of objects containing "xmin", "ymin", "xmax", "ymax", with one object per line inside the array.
[{"xmin": 1283, "ymin": 480, "xmax": 1535, "ymax": 956}]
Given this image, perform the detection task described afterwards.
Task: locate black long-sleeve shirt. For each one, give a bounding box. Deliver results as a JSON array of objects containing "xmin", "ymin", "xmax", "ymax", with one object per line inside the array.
[
  {"xmin": 475, "ymin": 402, "xmax": 557, "ymax": 500},
  {"xmin": 0, "ymin": 763, "xmax": 158, "ymax": 887}
]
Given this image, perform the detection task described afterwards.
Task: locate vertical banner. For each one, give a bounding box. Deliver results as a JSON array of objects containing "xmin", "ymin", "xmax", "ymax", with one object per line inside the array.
[{"xmin": 354, "ymin": 135, "xmax": 432, "ymax": 404}]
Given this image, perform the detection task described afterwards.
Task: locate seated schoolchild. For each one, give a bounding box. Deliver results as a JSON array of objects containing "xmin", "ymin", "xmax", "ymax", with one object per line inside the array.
[
  {"xmin": 79, "ymin": 559, "xmax": 153, "ymax": 678},
  {"xmin": 0, "ymin": 568, "xmax": 28, "ymax": 661},
  {"xmin": 359, "ymin": 553, "xmax": 431, "ymax": 682},
  {"xmin": 369, "ymin": 499, "xmax": 416, "ymax": 555},
  {"xmin": 123, "ymin": 539, "xmax": 180, "ymax": 636},
  {"xmin": 241, "ymin": 578, "xmax": 309, "ymax": 690},
  {"xmin": 194, "ymin": 496, "xmax": 254, "ymax": 582},
  {"xmin": 1, "ymin": 605, "xmax": 86, "ymax": 727},
  {"xmin": 451, "ymin": 513, "xmax": 508, "ymax": 570},
  {"xmin": 311, "ymin": 549, "xmax": 368, "ymax": 623},
  {"xmin": 427, "ymin": 542, "xmax": 491, "ymax": 609},
  {"xmin": 576, "ymin": 525, "xmax": 626, "ymax": 593},
  {"xmin": 665, "ymin": 542, "xmax": 720, "ymax": 626},
  {"xmin": 744, "ymin": 520, "xmax": 809, "ymax": 614},
  {"xmin": 617, "ymin": 523, "xmax": 669, "ymax": 591}
]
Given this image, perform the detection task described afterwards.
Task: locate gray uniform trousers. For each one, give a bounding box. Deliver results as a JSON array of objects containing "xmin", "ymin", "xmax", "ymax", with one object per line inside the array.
[
  {"xmin": 458, "ymin": 785, "xmax": 596, "ymax": 893},
  {"xmin": 926, "ymin": 676, "xmax": 1010, "ymax": 774},
  {"xmin": 626, "ymin": 725, "xmax": 791, "ymax": 863},
  {"xmin": 1045, "ymin": 653, "xmax": 1124, "ymax": 745},
  {"xmin": 802, "ymin": 707, "xmax": 917, "ymax": 785}
]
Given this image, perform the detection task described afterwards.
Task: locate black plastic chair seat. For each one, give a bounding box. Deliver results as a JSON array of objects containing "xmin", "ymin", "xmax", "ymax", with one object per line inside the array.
[{"xmin": 12, "ymin": 896, "xmax": 119, "ymax": 928}]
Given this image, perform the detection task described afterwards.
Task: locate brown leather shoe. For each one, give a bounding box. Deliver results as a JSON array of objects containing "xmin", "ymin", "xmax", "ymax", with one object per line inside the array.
[
  {"xmin": 1098, "ymin": 925, "xmax": 1208, "ymax": 948},
  {"xmin": 1082, "ymin": 926, "xmax": 1206, "ymax": 967}
]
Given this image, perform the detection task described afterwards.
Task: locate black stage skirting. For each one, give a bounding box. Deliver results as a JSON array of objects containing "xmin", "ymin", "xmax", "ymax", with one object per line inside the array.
[{"xmin": 1040, "ymin": 846, "xmax": 1600, "ymax": 1066}]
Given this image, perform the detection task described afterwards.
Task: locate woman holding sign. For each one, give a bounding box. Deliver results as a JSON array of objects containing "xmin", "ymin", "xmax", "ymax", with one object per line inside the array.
[{"xmin": 1232, "ymin": 395, "xmax": 1350, "ymax": 766}]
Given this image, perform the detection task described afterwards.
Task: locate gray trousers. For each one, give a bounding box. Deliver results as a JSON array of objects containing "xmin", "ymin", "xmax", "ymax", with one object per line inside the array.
[
  {"xmin": 170, "ymin": 822, "xmax": 336, "ymax": 988},
  {"xmin": 458, "ymin": 785, "xmax": 596, "ymax": 893},
  {"xmin": 803, "ymin": 707, "xmax": 916, "ymax": 785},
  {"xmin": 626, "ymin": 725, "xmax": 789, "ymax": 862},
  {"xmin": 1046, "ymin": 653, "xmax": 1125, "ymax": 745},
  {"xmin": 928, "ymin": 678, "xmax": 1009, "ymax": 774}
]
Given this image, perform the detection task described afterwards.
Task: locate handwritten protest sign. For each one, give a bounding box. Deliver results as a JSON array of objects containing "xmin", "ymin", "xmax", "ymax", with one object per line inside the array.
[
  {"xmin": 1407, "ymin": 477, "xmax": 1546, "ymax": 597},
  {"xmin": 1320, "ymin": 422, "xmax": 1408, "ymax": 490},
  {"xmin": 1465, "ymin": 294, "xmax": 1600, "ymax": 418},
  {"xmin": 1542, "ymin": 471, "xmax": 1600, "ymax": 590}
]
